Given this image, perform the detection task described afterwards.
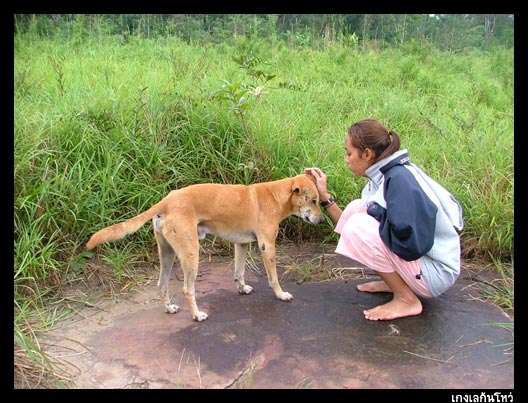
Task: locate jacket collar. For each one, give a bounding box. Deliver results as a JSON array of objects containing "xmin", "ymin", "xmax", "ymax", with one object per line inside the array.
[{"xmin": 365, "ymin": 149, "xmax": 410, "ymax": 184}]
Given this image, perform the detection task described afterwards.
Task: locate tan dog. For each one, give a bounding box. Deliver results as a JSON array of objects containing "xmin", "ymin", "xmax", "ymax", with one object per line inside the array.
[{"xmin": 86, "ymin": 174, "xmax": 324, "ymax": 321}]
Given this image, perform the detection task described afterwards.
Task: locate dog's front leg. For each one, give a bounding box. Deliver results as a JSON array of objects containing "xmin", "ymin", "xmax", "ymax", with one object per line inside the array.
[
  {"xmin": 234, "ymin": 243, "xmax": 253, "ymax": 295},
  {"xmin": 259, "ymin": 240, "xmax": 293, "ymax": 301}
]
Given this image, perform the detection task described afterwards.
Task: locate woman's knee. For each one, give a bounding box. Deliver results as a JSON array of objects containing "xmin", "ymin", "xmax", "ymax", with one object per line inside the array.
[{"xmin": 345, "ymin": 214, "xmax": 381, "ymax": 246}]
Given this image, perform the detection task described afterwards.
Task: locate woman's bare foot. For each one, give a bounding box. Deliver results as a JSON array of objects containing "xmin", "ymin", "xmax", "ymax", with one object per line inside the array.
[
  {"xmin": 357, "ymin": 280, "xmax": 392, "ymax": 293},
  {"xmin": 363, "ymin": 297, "xmax": 422, "ymax": 321}
]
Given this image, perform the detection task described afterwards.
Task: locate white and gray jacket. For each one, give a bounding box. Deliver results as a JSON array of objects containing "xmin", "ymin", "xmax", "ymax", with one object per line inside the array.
[{"xmin": 361, "ymin": 149, "xmax": 464, "ymax": 297}]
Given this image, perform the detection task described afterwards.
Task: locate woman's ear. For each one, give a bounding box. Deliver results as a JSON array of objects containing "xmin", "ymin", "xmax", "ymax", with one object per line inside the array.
[{"xmin": 363, "ymin": 148, "xmax": 375, "ymax": 161}]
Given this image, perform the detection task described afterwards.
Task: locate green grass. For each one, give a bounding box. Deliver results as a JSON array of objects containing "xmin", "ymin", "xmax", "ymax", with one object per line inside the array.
[
  {"xmin": 475, "ymin": 258, "xmax": 514, "ymax": 317},
  {"xmin": 14, "ymin": 34, "xmax": 514, "ymax": 388}
]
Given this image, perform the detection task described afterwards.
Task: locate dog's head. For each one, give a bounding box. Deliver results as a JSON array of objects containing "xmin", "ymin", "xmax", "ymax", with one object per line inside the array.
[{"xmin": 290, "ymin": 174, "xmax": 325, "ymax": 225}]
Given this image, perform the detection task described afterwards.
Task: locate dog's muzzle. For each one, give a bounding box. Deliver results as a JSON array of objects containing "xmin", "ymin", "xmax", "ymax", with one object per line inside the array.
[{"xmin": 304, "ymin": 213, "xmax": 325, "ymax": 225}]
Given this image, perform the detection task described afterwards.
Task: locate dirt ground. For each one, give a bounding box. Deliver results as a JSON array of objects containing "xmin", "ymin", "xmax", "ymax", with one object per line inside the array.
[{"xmin": 20, "ymin": 241, "xmax": 514, "ymax": 389}]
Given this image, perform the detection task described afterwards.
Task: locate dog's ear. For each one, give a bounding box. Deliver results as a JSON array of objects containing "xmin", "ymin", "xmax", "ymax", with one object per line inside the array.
[
  {"xmin": 292, "ymin": 177, "xmax": 302, "ymax": 193},
  {"xmin": 304, "ymin": 173, "xmax": 316, "ymax": 184}
]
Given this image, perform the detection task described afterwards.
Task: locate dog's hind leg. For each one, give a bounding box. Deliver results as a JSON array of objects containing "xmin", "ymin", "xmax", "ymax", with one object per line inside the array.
[
  {"xmin": 154, "ymin": 215, "xmax": 179, "ymax": 314},
  {"xmin": 234, "ymin": 243, "xmax": 253, "ymax": 295},
  {"xmin": 162, "ymin": 221, "xmax": 207, "ymax": 322},
  {"xmin": 179, "ymin": 242, "xmax": 207, "ymax": 321}
]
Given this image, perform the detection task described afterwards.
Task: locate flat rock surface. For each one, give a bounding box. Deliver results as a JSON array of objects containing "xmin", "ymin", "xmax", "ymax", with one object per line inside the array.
[{"xmin": 41, "ymin": 243, "xmax": 514, "ymax": 389}]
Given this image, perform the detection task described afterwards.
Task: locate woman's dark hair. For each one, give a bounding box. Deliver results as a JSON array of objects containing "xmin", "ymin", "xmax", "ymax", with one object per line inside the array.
[{"xmin": 347, "ymin": 118, "xmax": 401, "ymax": 161}]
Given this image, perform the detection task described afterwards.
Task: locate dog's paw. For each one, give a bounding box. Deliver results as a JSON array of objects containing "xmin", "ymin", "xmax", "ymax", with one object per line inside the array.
[
  {"xmin": 238, "ymin": 284, "xmax": 253, "ymax": 295},
  {"xmin": 165, "ymin": 304, "xmax": 179, "ymax": 314},
  {"xmin": 193, "ymin": 311, "xmax": 209, "ymax": 322},
  {"xmin": 278, "ymin": 291, "xmax": 293, "ymax": 301}
]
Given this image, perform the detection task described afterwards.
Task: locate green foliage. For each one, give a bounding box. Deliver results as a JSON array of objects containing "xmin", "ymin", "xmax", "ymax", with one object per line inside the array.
[{"xmin": 14, "ymin": 36, "xmax": 513, "ymax": 269}]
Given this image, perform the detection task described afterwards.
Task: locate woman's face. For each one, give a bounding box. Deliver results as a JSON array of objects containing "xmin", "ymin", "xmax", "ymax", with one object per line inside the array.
[{"xmin": 344, "ymin": 135, "xmax": 373, "ymax": 177}]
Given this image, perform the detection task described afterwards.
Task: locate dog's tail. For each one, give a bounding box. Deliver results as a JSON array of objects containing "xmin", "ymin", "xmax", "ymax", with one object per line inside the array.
[{"xmin": 85, "ymin": 198, "xmax": 167, "ymax": 250}]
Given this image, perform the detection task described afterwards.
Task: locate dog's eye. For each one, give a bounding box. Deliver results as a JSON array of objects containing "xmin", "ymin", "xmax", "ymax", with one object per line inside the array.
[{"xmin": 312, "ymin": 199, "xmax": 317, "ymax": 205}]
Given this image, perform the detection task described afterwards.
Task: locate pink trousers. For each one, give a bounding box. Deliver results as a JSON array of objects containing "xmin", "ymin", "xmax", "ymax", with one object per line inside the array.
[{"xmin": 335, "ymin": 199, "xmax": 433, "ymax": 298}]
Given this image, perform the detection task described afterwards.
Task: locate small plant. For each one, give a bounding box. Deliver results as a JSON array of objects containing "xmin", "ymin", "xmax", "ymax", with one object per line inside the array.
[
  {"xmin": 294, "ymin": 376, "xmax": 315, "ymax": 389},
  {"xmin": 14, "ymin": 298, "xmax": 73, "ymax": 388},
  {"xmin": 67, "ymin": 250, "xmax": 94, "ymax": 280},
  {"xmin": 99, "ymin": 244, "xmax": 144, "ymax": 283},
  {"xmin": 48, "ymin": 54, "xmax": 66, "ymax": 96},
  {"xmin": 473, "ymin": 257, "xmax": 514, "ymax": 317},
  {"xmin": 481, "ymin": 321, "xmax": 514, "ymax": 357},
  {"xmin": 210, "ymin": 55, "xmax": 285, "ymax": 181},
  {"xmin": 282, "ymin": 255, "xmax": 334, "ymax": 284}
]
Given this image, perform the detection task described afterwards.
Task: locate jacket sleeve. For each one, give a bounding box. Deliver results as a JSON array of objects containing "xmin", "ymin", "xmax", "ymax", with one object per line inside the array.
[{"xmin": 367, "ymin": 168, "xmax": 438, "ymax": 261}]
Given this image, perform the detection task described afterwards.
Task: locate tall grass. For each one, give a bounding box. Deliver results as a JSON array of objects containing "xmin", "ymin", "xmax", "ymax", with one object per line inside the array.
[{"xmin": 14, "ymin": 34, "xmax": 513, "ymax": 387}]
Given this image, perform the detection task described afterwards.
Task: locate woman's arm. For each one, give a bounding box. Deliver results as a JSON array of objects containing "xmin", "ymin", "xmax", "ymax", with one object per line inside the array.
[
  {"xmin": 321, "ymin": 197, "xmax": 342, "ymax": 225},
  {"xmin": 375, "ymin": 168, "xmax": 438, "ymax": 261},
  {"xmin": 304, "ymin": 168, "xmax": 342, "ymax": 224}
]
